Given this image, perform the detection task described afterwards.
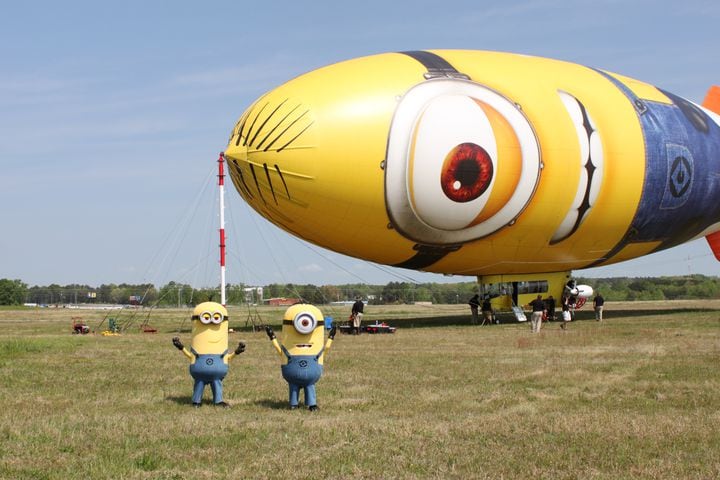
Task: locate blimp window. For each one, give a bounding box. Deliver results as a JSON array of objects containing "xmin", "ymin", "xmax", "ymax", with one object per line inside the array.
[
  {"xmin": 516, "ymin": 281, "xmax": 549, "ymax": 294},
  {"xmin": 293, "ymin": 312, "xmax": 317, "ymax": 334},
  {"xmin": 385, "ymin": 79, "xmax": 540, "ymax": 245}
]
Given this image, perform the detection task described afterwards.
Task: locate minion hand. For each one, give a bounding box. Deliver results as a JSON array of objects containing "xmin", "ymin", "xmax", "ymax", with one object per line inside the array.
[
  {"xmin": 265, "ymin": 326, "xmax": 276, "ymax": 340},
  {"xmin": 172, "ymin": 337, "xmax": 184, "ymax": 350},
  {"xmin": 234, "ymin": 341, "xmax": 246, "ymax": 355},
  {"xmin": 329, "ymin": 326, "xmax": 337, "ymax": 340}
]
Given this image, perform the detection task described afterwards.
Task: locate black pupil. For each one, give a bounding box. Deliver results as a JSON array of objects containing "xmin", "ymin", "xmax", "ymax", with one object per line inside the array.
[{"xmin": 455, "ymin": 158, "xmax": 480, "ymax": 188}]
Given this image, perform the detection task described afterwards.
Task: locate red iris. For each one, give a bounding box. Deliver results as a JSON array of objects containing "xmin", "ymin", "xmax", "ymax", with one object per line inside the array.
[{"xmin": 440, "ymin": 143, "xmax": 493, "ymax": 203}]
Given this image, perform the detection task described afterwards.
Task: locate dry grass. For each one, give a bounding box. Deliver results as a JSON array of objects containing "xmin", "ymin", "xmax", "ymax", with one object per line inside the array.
[{"xmin": 0, "ymin": 302, "xmax": 719, "ymax": 479}]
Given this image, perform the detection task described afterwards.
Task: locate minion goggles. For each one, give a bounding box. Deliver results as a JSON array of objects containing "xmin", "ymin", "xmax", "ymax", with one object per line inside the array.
[{"xmin": 192, "ymin": 311, "xmax": 229, "ymax": 325}]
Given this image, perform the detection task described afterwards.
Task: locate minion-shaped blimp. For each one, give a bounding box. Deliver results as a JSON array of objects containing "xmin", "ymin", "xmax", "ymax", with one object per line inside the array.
[
  {"xmin": 224, "ymin": 50, "xmax": 720, "ymax": 302},
  {"xmin": 265, "ymin": 304, "xmax": 337, "ymax": 411},
  {"xmin": 172, "ymin": 301, "xmax": 245, "ymax": 407}
]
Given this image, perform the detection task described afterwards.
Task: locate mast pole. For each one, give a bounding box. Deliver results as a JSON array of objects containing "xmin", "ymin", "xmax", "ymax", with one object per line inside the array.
[{"xmin": 218, "ymin": 152, "xmax": 227, "ymax": 306}]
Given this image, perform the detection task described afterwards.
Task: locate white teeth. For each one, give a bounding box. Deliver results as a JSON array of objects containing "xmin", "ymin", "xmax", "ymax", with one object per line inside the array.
[
  {"xmin": 559, "ymin": 91, "xmax": 584, "ymax": 125},
  {"xmin": 551, "ymin": 91, "xmax": 604, "ymax": 244},
  {"xmin": 588, "ymin": 130, "xmax": 604, "ymax": 205}
]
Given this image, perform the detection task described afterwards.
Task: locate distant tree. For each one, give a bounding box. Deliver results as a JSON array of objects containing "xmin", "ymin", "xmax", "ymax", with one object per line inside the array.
[
  {"xmin": 157, "ymin": 282, "xmax": 193, "ymax": 307},
  {"xmin": 12, "ymin": 275, "xmax": 720, "ymax": 309},
  {"xmin": 263, "ymin": 284, "xmax": 284, "ymax": 298},
  {"xmin": 138, "ymin": 285, "xmax": 159, "ymax": 304},
  {"xmin": 226, "ymin": 283, "xmax": 248, "ymax": 305},
  {"xmin": 320, "ymin": 285, "xmax": 341, "ymax": 303},
  {"xmin": 687, "ymin": 278, "xmax": 720, "ymax": 298},
  {"xmin": 109, "ymin": 287, "xmax": 126, "ymax": 304},
  {"xmin": 414, "ymin": 286, "xmax": 433, "ymax": 302},
  {"xmin": 0, "ymin": 279, "xmax": 27, "ymax": 305},
  {"xmin": 382, "ymin": 282, "xmax": 415, "ymax": 304}
]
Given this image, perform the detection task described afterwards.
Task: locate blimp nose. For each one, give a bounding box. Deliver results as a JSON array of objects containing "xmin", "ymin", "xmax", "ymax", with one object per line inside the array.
[{"xmin": 224, "ymin": 96, "xmax": 317, "ymax": 212}]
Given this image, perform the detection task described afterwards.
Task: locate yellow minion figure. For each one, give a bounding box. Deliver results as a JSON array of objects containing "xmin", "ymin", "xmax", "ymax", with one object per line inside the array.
[
  {"xmin": 265, "ymin": 304, "xmax": 337, "ymax": 410},
  {"xmin": 172, "ymin": 301, "xmax": 245, "ymax": 407}
]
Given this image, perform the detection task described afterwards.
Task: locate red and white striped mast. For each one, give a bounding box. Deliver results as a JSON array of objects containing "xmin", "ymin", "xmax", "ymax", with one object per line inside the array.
[{"xmin": 217, "ymin": 152, "xmax": 227, "ymax": 306}]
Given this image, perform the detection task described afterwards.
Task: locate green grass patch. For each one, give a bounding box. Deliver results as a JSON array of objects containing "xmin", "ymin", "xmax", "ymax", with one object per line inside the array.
[{"xmin": 0, "ymin": 303, "xmax": 718, "ymax": 479}]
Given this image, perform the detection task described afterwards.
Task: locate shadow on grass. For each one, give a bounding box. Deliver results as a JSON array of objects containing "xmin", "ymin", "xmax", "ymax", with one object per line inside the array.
[
  {"xmin": 167, "ymin": 395, "xmax": 257, "ymax": 409},
  {"xmin": 369, "ymin": 306, "xmax": 719, "ymax": 329},
  {"xmin": 255, "ymin": 398, "xmax": 293, "ymax": 410},
  {"xmin": 166, "ymin": 395, "xmax": 194, "ymax": 405},
  {"xmin": 149, "ymin": 306, "xmax": 719, "ymax": 333}
]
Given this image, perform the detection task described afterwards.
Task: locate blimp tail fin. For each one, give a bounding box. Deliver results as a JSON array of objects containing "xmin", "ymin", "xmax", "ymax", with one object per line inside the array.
[
  {"xmin": 702, "ymin": 86, "xmax": 720, "ymax": 260},
  {"xmin": 701, "ymin": 85, "xmax": 720, "ymax": 114},
  {"xmin": 706, "ymin": 232, "xmax": 720, "ymax": 261}
]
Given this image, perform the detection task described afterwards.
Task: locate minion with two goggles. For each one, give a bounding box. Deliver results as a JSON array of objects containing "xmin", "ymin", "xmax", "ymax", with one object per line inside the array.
[
  {"xmin": 172, "ymin": 301, "xmax": 245, "ymax": 407},
  {"xmin": 265, "ymin": 304, "xmax": 337, "ymax": 410}
]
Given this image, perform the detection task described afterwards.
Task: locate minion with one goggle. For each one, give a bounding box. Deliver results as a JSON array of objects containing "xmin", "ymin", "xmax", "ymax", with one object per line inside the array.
[
  {"xmin": 265, "ymin": 303, "xmax": 337, "ymax": 411},
  {"xmin": 172, "ymin": 301, "xmax": 245, "ymax": 407}
]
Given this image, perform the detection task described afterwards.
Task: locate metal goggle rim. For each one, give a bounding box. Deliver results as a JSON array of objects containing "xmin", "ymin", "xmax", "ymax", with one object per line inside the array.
[{"xmin": 192, "ymin": 311, "xmax": 228, "ymax": 324}]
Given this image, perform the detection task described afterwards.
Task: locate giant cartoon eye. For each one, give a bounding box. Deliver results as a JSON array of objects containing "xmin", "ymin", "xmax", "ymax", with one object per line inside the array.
[
  {"xmin": 293, "ymin": 311, "xmax": 317, "ymax": 334},
  {"xmin": 385, "ymin": 79, "xmax": 541, "ymax": 244}
]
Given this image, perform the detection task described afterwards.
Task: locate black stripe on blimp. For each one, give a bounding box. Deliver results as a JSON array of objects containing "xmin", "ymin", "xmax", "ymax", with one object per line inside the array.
[
  {"xmin": 400, "ymin": 50, "xmax": 470, "ymax": 80},
  {"xmin": 393, "ymin": 244, "xmax": 462, "ymax": 270}
]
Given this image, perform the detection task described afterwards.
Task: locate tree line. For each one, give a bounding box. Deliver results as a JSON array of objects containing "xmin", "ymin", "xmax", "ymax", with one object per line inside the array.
[{"xmin": 0, "ymin": 275, "xmax": 718, "ymax": 306}]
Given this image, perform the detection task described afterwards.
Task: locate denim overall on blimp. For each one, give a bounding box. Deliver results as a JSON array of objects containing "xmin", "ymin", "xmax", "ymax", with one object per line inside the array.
[
  {"xmin": 585, "ymin": 70, "xmax": 720, "ymax": 267},
  {"xmin": 280, "ymin": 344, "xmax": 325, "ymax": 407},
  {"xmin": 189, "ymin": 348, "xmax": 229, "ymax": 404}
]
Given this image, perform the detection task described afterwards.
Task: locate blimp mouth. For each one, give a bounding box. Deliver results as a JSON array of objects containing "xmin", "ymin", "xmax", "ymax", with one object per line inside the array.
[
  {"xmin": 224, "ymin": 96, "xmax": 316, "ymax": 224},
  {"xmin": 549, "ymin": 91, "xmax": 604, "ymax": 244}
]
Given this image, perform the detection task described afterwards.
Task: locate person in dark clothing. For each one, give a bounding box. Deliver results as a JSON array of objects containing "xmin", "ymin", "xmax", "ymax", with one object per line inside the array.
[
  {"xmin": 481, "ymin": 297, "xmax": 493, "ymax": 325},
  {"xmin": 545, "ymin": 295, "xmax": 556, "ymax": 321},
  {"xmin": 593, "ymin": 292, "xmax": 605, "ymax": 322},
  {"xmin": 351, "ymin": 297, "xmax": 364, "ymax": 334},
  {"xmin": 528, "ymin": 295, "xmax": 546, "ymax": 333},
  {"xmin": 468, "ymin": 294, "xmax": 480, "ymax": 324}
]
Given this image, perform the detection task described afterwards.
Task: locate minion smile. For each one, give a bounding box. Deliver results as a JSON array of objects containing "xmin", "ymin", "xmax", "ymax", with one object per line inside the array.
[
  {"xmin": 551, "ymin": 91, "xmax": 604, "ymax": 244},
  {"xmin": 295, "ymin": 343, "xmax": 313, "ymax": 348}
]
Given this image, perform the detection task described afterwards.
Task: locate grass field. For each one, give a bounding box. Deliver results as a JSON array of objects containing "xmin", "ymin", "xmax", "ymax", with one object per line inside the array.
[{"xmin": 0, "ymin": 302, "xmax": 718, "ymax": 479}]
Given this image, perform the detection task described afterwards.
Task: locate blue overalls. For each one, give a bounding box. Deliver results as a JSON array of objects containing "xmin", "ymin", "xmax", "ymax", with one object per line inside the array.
[
  {"xmin": 189, "ymin": 349, "xmax": 229, "ymax": 404},
  {"xmin": 280, "ymin": 345, "xmax": 324, "ymax": 408},
  {"xmin": 585, "ymin": 71, "xmax": 720, "ymax": 267}
]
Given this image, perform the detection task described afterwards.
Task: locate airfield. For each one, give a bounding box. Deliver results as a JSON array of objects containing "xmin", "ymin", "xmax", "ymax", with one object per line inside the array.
[{"xmin": 1, "ymin": 301, "xmax": 719, "ymax": 479}]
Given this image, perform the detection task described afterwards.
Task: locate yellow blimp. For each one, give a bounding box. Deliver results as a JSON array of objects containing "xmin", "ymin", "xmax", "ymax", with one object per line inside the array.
[{"xmin": 223, "ymin": 50, "xmax": 720, "ymax": 304}]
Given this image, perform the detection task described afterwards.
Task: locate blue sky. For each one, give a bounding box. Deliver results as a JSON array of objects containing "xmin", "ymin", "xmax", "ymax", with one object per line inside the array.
[{"xmin": 1, "ymin": 0, "xmax": 719, "ymax": 288}]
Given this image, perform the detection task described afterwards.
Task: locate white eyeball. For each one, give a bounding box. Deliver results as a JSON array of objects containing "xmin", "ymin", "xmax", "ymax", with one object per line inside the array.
[{"xmin": 293, "ymin": 312, "xmax": 317, "ymax": 334}]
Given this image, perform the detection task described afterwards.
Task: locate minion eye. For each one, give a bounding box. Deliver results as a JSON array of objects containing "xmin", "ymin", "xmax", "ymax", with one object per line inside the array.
[
  {"xmin": 293, "ymin": 312, "xmax": 317, "ymax": 334},
  {"xmin": 200, "ymin": 312, "xmax": 213, "ymax": 324},
  {"xmin": 385, "ymin": 79, "xmax": 541, "ymax": 244},
  {"xmin": 211, "ymin": 312, "xmax": 224, "ymax": 324}
]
